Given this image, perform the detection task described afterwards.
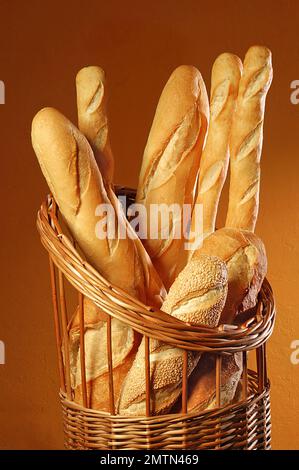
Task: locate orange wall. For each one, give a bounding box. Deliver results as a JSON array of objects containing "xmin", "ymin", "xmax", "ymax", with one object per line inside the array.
[{"xmin": 0, "ymin": 0, "xmax": 298, "ymax": 449}]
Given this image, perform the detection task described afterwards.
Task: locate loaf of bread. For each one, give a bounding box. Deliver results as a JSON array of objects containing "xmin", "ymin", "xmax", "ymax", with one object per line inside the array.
[
  {"xmin": 69, "ymin": 298, "xmax": 138, "ymax": 412},
  {"xmin": 76, "ymin": 66, "xmax": 114, "ymax": 185},
  {"xmin": 118, "ymin": 255, "xmax": 228, "ymax": 416},
  {"xmin": 76, "ymin": 69, "xmax": 170, "ymax": 408},
  {"xmin": 32, "ymin": 107, "xmax": 166, "ymax": 411},
  {"xmin": 32, "ymin": 107, "xmax": 165, "ymax": 306},
  {"xmin": 192, "ymin": 227, "xmax": 267, "ymax": 324},
  {"xmin": 173, "ymin": 352, "xmax": 242, "ymax": 413},
  {"xmin": 225, "ymin": 46, "xmax": 273, "ymax": 231},
  {"xmin": 189, "ymin": 53, "xmax": 242, "ymax": 245},
  {"xmin": 136, "ymin": 65, "xmax": 209, "ymax": 289}
]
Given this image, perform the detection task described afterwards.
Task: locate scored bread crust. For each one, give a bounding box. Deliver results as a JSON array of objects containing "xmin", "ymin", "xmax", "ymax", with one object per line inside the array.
[
  {"xmin": 118, "ymin": 255, "xmax": 228, "ymax": 416},
  {"xmin": 192, "ymin": 227, "xmax": 267, "ymax": 324},
  {"xmin": 136, "ymin": 65, "xmax": 209, "ymax": 289},
  {"xmin": 32, "ymin": 107, "xmax": 165, "ymax": 306},
  {"xmin": 225, "ymin": 46, "xmax": 273, "ymax": 231},
  {"xmin": 32, "ymin": 107, "xmax": 144, "ymax": 298},
  {"xmin": 190, "ymin": 53, "xmax": 242, "ymax": 242},
  {"xmin": 76, "ymin": 66, "xmax": 114, "ymax": 185}
]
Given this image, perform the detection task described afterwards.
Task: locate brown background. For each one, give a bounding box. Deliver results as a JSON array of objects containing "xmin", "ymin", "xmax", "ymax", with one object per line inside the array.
[{"xmin": 0, "ymin": 0, "xmax": 298, "ymax": 450}]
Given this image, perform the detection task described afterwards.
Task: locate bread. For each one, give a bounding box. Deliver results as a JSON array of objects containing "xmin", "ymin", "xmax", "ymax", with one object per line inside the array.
[
  {"xmin": 69, "ymin": 298, "xmax": 138, "ymax": 412},
  {"xmin": 192, "ymin": 227, "xmax": 267, "ymax": 324},
  {"xmin": 32, "ymin": 108, "xmax": 138, "ymax": 296},
  {"xmin": 32, "ymin": 107, "xmax": 166, "ymax": 411},
  {"xmin": 136, "ymin": 65, "xmax": 209, "ymax": 289},
  {"xmin": 225, "ymin": 46, "xmax": 273, "ymax": 231},
  {"xmin": 189, "ymin": 53, "xmax": 242, "ymax": 245},
  {"xmin": 76, "ymin": 66, "xmax": 114, "ymax": 185},
  {"xmin": 78, "ymin": 71, "xmax": 167, "ymax": 408},
  {"xmin": 32, "ymin": 107, "xmax": 165, "ymax": 306},
  {"xmin": 173, "ymin": 352, "xmax": 242, "ymax": 413},
  {"xmin": 118, "ymin": 255, "xmax": 228, "ymax": 416}
]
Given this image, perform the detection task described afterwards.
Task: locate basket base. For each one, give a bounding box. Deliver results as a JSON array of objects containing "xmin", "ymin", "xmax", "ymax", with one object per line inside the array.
[{"xmin": 60, "ymin": 370, "xmax": 271, "ymax": 450}]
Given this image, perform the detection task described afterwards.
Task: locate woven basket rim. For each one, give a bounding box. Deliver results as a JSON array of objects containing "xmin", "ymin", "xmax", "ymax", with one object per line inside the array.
[{"xmin": 36, "ymin": 192, "xmax": 276, "ymax": 353}]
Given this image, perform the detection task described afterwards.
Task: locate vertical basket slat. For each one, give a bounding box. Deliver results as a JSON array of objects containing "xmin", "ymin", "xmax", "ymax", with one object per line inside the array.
[
  {"xmin": 58, "ymin": 271, "xmax": 72, "ymax": 400},
  {"xmin": 107, "ymin": 315, "xmax": 115, "ymax": 415},
  {"xmin": 78, "ymin": 292, "xmax": 88, "ymax": 408},
  {"xmin": 145, "ymin": 336, "xmax": 151, "ymax": 418},
  {"xmin": 49, "ymin": 256, "xmax": 66, "ymax": 393}
]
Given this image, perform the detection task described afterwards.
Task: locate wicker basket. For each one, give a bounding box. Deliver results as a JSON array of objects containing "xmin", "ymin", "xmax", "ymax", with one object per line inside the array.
[{"xmin": 36, "ymin": 188, "xmax": 275, "ymax": 450}]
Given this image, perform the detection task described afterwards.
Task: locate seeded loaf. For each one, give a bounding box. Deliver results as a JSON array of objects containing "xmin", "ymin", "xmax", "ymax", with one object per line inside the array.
[
  {"xmin": 192, "ymin": 227, "xmax": 267, "ymax": 324},
  {"xmin": 118, "ymin": 255, "xmax": 228, "ymax": 416}
]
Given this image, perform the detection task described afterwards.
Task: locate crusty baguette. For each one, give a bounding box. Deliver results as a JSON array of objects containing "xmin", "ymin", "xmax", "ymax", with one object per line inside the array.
[
  {"xmin": 136, "ymin": 65, "xmax": 209, "ymax": 289},
  {"xmin": 118, "ymin": 255, "xmax": 228, "ymax": 416},
  {"xmin": 225, "ymin": 46, "xmax": 273, "ymax": 231},
  {"xmin": 32, "ymin": 108, "xmax": 166, "ymax": 411},
  {"xmin": 190, "ymin": 53, "xmax": 242, "ymax": 244},
  {"xmin": 76, "ymin": 66, "xmax": 114, "ymax": 185},
  {"xmin": 173, "ymin": 353, "xmax": 242, "ymax": 413},
  {"xmin": 192, "ymin": 227, "xmax": 267, "ymax": 324},
  {"xmin": 76, "ymin": 67, "xmax": 166, "ymax": 402},
  {"xmin": 32, "ymin": 107, "xmax": 165, "ymax": 306},
  {"xmin": 32, "ymin": 107, "xmax": 140, "ymax": 296}
]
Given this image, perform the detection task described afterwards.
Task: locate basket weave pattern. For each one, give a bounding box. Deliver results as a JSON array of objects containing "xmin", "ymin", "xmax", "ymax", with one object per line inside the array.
[{"xmin": 36, "ymin": 188, "xmax": 275, "ymax": 450}]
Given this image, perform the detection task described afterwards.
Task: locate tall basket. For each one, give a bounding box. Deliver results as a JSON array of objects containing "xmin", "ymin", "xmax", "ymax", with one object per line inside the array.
[{"xmin": 36, "ymin": 188, "xmax": 275, "ymax": 450}]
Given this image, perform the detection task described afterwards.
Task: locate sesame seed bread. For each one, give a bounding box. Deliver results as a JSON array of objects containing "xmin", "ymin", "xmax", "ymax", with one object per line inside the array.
[
  {"xmin": 192, "ymin": 227, "xmax": 267, "ymax": 324},
  {"xmin": 118, "ymin": 255, "xmax": 228, "ymax": 416}
]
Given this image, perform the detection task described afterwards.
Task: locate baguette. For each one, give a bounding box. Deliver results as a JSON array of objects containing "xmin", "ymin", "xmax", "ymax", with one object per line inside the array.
[
  {"xmin": 225, "ymin": 46, "xmax": 273, "ymax": 231},
  {"xmin": 190, "ymin": 53, "xmax": 242, "ymax": 244},
  {"xmin": 136, "ymin": 65, "xmax": 209, "ymax": 289},
  {"xmin": 118, "ymin": 255, "xmax": 228, "ymax": 416},
  {"xmin": 75, "ymin": 65, "xmax": 166, "ymax": 402},
  {"xmin": 32, "ymin": 108, "xmax": 165, "ymax": 411},
  {"xmin": 76, "ymin": 66, "xmax": 114, "ymax": 185},
  {"xmin": 173, "ymin": 353, "xmax": 242, "ymax": 413},
  {"xmin": 32, "ymin": 107, "xmax": 165, "ymax": 305},
  {"xmin": 192, "ymin": 227, "xmax": 267, "ymax": 324}
]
